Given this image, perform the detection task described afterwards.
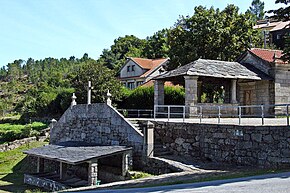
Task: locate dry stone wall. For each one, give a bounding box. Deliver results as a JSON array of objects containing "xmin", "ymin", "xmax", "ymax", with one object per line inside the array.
[{"xmin": 148, "ymin": 121, "xmax": 290, "ymax": 168}]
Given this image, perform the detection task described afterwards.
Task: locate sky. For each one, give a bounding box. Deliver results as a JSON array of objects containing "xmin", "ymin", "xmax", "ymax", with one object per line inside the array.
[{"xmin": 0, "ymin": 0, "xmax": 285, "ymax": 68}]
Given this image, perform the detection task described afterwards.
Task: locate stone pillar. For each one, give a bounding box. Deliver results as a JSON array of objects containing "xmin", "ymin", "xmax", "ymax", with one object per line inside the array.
[
  {"xmin": 184, "ymin": 76, "xmax": 198, "ymax": 117},
  {"xmin": 59, "ymin": 162, "xmax": 67, "ymax": 180},
  {"xmin": 36, "ymin": 157, "xmax": 44, "ymax": 173},
  {"xmin": 231, "ymin": 79, "xmax": 237, "ymax": 103},
  {"xmin": 122, "ymin": 153, "xmax": 129, "ymax": 176},
  {"xmin": 143, "ymin": 121, "xmax": 154, "ymax": 157},
  {"xmin": 88, "ymin": 161, "xmax": 98, "ymax": 186},
  {"xmin": 197, "ymin": 81, "xmax": 202, "ymax": 103},
  {"xmin": 154, "ymin": 80, "xmax": 165, "ymax": 107}
]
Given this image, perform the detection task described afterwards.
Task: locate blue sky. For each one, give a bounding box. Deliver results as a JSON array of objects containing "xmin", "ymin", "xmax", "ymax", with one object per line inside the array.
[{"xmin": 0, "ymin": 0, "xmax": 283, "ymax": 67}]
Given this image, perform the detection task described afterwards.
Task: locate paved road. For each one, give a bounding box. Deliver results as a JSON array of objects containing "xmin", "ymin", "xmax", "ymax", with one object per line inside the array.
[{"xmin": 75, "ymin": 172, "xmax": 290, "ymax": 193}]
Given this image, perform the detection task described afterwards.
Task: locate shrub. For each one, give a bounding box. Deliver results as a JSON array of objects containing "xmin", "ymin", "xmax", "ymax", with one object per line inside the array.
[{"xmin": 117, "ymin": 85, "xmax": 185, "ymax": 109}]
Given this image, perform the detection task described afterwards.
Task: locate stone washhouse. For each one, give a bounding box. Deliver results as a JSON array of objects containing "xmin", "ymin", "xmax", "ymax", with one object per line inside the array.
[
  {"xmin": 154, "ymin": 48, "xmax": 290, "ymax": 117},
  {"xmin": 23, "ymin": 90, "xmax": 155, "ymax": 191}
]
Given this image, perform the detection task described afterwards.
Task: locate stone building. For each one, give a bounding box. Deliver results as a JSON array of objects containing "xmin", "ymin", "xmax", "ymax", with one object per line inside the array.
[
  {"xmin": 23, "ymin": 100, "xmax": 150, "ymax": 191},
  {"xmin": 154, "ymin": 48, "xmax": 289, "ymax": 116}
]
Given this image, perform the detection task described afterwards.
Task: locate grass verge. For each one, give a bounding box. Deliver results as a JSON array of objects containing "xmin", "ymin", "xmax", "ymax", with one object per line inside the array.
[{"xmin": 0, "ymin": 141, "xmax": 47, "ymax": 193}]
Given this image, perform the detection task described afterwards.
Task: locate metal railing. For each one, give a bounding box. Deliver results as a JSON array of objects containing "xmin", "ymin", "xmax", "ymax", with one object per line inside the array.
[
  {"xmin": 154, "ymin": 104, "xmax": 290, "ymax": 126},
  {"xmin": 117, "ymin": 109, "xmax": 153, "ymax": 118}
]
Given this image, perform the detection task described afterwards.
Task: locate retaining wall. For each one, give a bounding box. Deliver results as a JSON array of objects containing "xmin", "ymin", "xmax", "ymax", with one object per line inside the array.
[{"xmin": 143, "ymin": 121, "xmax": 290, "ymax": 168}]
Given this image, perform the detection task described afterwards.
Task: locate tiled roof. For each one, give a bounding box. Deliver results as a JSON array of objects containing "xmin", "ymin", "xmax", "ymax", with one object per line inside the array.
[
  {"xmin": 270, "ymin": 21, "xmax": 290, "ymax": 31},
  {"xmin": 155, "ymin": 59, "xmax": 269, "ymax": 80},
  {"xmin": 253, "ymin": 20, "xmax": 289, "ymax": 31},
  {"xmin": 130, "ymin": 58, "xmax": 168, "ymax": 70},
  {"xmin": 141, "ymin": 80, "xmax": 179, "ymax": 87},
  {"xmin": 249, "ymin": 48, "xmax": 286, "ymax": 64}
]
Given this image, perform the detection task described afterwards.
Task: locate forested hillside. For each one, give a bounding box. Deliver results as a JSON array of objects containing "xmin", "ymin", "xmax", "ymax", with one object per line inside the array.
[{"xmin": 0, "ymin": 4, "xmax": 265, "ymax": 121}]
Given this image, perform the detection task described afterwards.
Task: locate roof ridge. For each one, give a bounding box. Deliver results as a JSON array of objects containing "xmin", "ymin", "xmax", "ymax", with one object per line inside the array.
[{"xmin": 251, "ymin": 48, "xmax": 283, "ymax": 52}]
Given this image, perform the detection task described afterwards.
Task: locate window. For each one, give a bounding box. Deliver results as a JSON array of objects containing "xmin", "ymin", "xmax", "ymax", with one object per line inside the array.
[
  {"xmin": 277, "ymin": 34, "xmax": 282, "ymax": 40},
  {"xmin": 132, "ymin": 65, "xmax": 135, "ymax": 71},
  {"xmin": 137, "ymin": 81, "xmax": 143, "ymax": 86},
  {"xmin": 127, "ymin": 66, "xmax": 130, "ymax": 72},
  {"xmin": 127, "ymin": 82, "xmax": 135, "ymax": 89}
]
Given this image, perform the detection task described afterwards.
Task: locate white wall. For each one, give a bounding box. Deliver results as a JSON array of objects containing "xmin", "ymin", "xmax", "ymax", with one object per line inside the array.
[{"xmin": 120, "ymin": 60, "xmax": 146, "ymax": 78}]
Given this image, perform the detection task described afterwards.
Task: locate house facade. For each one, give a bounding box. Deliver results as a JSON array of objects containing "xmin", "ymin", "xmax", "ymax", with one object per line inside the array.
[
  {"xmin": 119, "ymin": 57, "xmax": 169, "ymax": 89},
  {"xmin": 254, "ymin": 19, "xmax": 290, "ymax": 49}
]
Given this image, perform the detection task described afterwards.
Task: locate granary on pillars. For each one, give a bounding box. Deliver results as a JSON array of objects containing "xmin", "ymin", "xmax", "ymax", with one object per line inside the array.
[{"xmin": 154, "ymin": 58, "xmax": 273, "ymax": 117}]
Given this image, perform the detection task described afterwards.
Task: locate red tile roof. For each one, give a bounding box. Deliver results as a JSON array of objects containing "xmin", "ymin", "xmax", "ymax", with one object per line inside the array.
[
  {"xmin": 249, "ymin": 48, "xmax": 287, "ymax": 64},
  {"xmin": 130, "ymin": 58, "xmax": 168, "ymax": 70},
  {"xmin": 141, "ymin": 80, "xmax": 181, "ymax": 87}
]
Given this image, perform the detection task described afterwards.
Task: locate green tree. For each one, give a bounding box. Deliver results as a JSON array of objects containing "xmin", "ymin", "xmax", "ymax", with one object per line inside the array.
[
  {"xmin": 143, "ymin": 29, "xmax": 170, "ymax": 59},
  {"xmin": 72, "ymin": 59, "xmax": 123, "ymax": 103},
  {"xmin": 167, "ymin": 5, "xmax": 260, "ymax": 69},
  {"xmin": 248, "ymin": 0, "xmax": 265, "ymax": 20},
  {"xmin": 98, "ymin": 35, "xmax": 146, "ymax": 71}
]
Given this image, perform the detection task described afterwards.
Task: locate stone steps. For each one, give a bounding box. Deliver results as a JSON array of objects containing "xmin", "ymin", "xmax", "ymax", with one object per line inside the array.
[{"xmin": 128, "ymin": 120, "xmax": 143, "ymax": 134}]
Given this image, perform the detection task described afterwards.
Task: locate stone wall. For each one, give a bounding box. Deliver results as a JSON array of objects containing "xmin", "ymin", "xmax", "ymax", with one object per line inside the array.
[
  {"xmin": 24, "ymin": 174, "xmax": 69, "ymax": 191},
  {"xmin": 50, "ymin": 103, "xmax": 144, "ymax": 168},
  {"xmin": 144, "ymin": 121, "xmax": 290, "ymax": 168},
  {"xmin": 0, "ymin": 137, "xmax": 37, "ymax": 152},
  {"xmin": 274, "ymin": 64, "xmax": 290, "ymax": 114}
]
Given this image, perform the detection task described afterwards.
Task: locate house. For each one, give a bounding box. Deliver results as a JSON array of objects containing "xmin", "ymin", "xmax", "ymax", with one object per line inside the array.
[
  {"xmin": 119, "ymin": 57, "xmax": 169, "ymax": 89},
  {"xmin": 153, "ymin": 48, "xmax": 289, "ymax": 116},
  {"xmin": 254, "ymin": 19, "xmax": 290, "ymax": 49}
]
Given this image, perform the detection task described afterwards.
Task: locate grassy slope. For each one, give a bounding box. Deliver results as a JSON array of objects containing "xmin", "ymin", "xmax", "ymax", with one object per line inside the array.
[{"xmin": 0, "ymin": 141, "xmax": 47, "ymax": 193}]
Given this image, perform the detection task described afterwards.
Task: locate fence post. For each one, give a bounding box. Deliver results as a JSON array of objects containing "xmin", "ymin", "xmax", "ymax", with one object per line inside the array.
[
  {"xmin": 199, "ymin": 106, "xmax": 202, "ymax": 123},
  {"xmin": 218, "ymin": 106, "xmax": 221, "ymax": 124},
  {"xmin": 261, "ymin": 105, "xmax": 264, "ymax": 125},
  {"xmin": 137, "ymin": 110, "xmax": 140, "ymax": 118},
  {"xmin": 168, "ymin": 106, "xmax": 170, "ymax": 122},
  {"xmin": 183, "ymin": 106, "xmax": 185, "ymax": 123},
  {"xmin": 154, "ymin": 105, "xmax": 156, "ymax": 120},
  {"xmin": 238, "ymin": 106, "xmax": 241, "ymax": 125},
  {"xmin": 287, "ymin": 104, "xmax": 289, "ymax": 126}
]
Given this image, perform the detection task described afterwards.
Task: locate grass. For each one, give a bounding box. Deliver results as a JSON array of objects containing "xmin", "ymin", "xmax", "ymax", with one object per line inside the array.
[
  {"xmin": 129, "ymin": 171, "xmax": 153, "ymax": 179},
  {"xmin": 0, "ymin": 141, "xmax": 47, "ymax": 193},
  {"xmin": 0, "ymin": 122, "xmax": 47, "ymax": 133}
]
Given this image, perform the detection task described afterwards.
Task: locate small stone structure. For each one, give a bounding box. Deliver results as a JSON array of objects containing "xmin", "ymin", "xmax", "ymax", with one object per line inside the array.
[
  {"xmin": 142, "ymin": 120, "xmax": 290, "ymax": 168},
  {"xmin": 154, "ymin": 49, "xmax": 290, "ymax": 117},
  {"xmin": 24, "ymin": 141, "xmax": 132, "ymax": 191}
]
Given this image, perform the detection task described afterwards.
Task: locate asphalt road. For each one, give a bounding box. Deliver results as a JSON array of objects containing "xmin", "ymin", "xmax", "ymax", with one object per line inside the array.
[{"xmin": 75, "ymin": 172, "xmax": 290, "ymax": 193}]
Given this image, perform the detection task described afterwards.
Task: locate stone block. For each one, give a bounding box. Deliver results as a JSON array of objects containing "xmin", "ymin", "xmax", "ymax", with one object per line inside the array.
[
  {"xmin": 251, "ymin": 133, "xmax": 262, "ymax": 142},
  {"xmin": 263, "ymin": 135, "xmax": 274, "ymax": 143},
  {"xmin": 175, "ymin": 138, "xmax": 185, "ymax": 145}
]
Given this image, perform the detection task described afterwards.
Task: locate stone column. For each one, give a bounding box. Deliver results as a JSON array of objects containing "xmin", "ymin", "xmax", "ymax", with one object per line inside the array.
[
  {"xmin": 122, "ymin": 153, "xmax": 129, "ymax": 177},
  {"xmin": 231, "ymin": 79, "xmax": 237, "ymax": 103},
  {"xmin": 154, "ymin": 80, "xmax": 165, "ymax": 107},
  {"xmin": 36, "ymin": 157, "xmax": 44, "ymax": 173},
  {"xmin": 143, "ymin": 121, "xmax": 154, "ymax": 157},
  {"xmin": 88, "ymin": 161, "xmax": 98, "ymax": 186},
  {"xmin": 184, "ymin": 76, "xmax": 198, "ymax": 117},
  {"xmin": 59, "ymin": 162, "xmax": 67, "ymax": 180}
]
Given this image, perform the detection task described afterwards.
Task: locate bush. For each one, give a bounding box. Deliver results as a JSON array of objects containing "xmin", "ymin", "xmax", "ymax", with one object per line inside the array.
[{"xmin": 117, "ymin": 85, "xmax": 185, "ymax": 109}]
